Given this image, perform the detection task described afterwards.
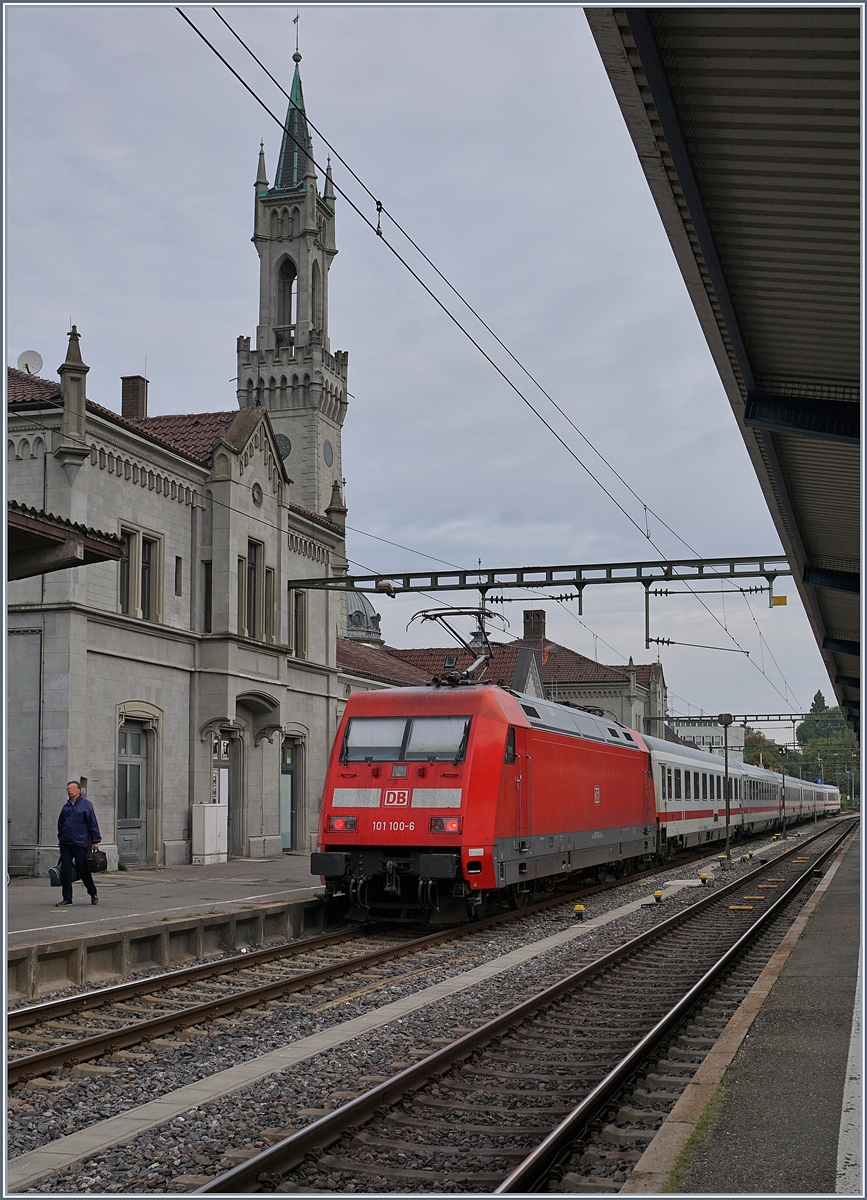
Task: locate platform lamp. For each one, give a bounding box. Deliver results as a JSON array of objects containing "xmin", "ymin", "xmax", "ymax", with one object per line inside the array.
[{"xmin": 718, "ymin": 713, "xmax": 733, "ymax": 865}]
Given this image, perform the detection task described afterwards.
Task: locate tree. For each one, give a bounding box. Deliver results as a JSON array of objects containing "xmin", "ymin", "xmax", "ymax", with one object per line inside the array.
[
  {"xmin": 797, "ymin": 702, "xmax": 848, "ymax": 748},
  {"xmin": 795, "ymin": 699, "xmax": 857, "ymax": 797},
  {"xmin": 810, "ymin": 690, "xmax": 826, "ymax": 714},
  {"xmin": 743, "ymin": 726, "xmax": 782, "ymax": 772}
]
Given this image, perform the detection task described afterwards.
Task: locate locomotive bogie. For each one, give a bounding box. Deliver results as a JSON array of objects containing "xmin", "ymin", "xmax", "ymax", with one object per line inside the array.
[{"xmin": 312, "ymin": 685, "xmax": 840, "ymax": 922}]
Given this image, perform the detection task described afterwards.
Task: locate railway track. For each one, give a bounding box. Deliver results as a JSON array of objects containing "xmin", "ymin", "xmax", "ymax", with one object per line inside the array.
[
  {"xmin": 7, "ymin": 839, "xmax": 765, "ymax": 1085},
  {"xmin": 5, "ymin": 825, "xmax": 830, "ymax": 1089},
  {"xmin": 195, "ymin": 819, "xmax": 855, "ymax": 1193}
]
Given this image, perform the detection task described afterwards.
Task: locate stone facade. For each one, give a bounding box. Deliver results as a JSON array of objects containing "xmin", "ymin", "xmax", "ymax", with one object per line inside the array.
[{"xmin": 6, "ymin": 58, "xmax": 350, "ymax": 875}]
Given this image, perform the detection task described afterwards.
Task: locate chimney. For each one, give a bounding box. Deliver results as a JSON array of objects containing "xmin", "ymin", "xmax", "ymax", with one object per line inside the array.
[
  {"xmin": 523, "ymin": 609, "xmax": 546, "ymax": 645},
  {"xmin": 121, "ymin": 375, "xmax": 148, "ymax": 420}
]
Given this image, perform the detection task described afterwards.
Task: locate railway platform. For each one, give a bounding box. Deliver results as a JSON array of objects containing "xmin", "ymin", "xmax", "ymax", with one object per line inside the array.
[
  {"xmin": 623, "ymin": 830, "xmax": 861, "ymax": 1195},
  {"xmin": 7, "ymin": 852, "xmax": 325, "ymax": 1002}
]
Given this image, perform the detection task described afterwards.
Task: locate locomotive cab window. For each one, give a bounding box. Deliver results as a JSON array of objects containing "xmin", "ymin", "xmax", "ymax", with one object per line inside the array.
[
  {"xmin": 343, "ymin": 717, "xmax": 405, "ymax": 762},
  {"xmin": 404, "ymin": 716, "xmax": 470, "ymax": 762},
  {"xmin": 341, "ymin": 715, "xmax": 471, "ymax": 763},
  {"xmin": 505, "ymin": 726, "xmax": 516, "ymax": 765}
]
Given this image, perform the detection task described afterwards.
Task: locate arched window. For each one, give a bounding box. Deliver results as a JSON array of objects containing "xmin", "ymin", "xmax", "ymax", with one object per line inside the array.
[
  {"xmin": 270, "ymin": 209, "xmax": 280, "ymax": 239},
  {"xmin": 311, "ymin": 261, "xmax": 321, "ymax": 330},
  {"xmin": 277, "ymin": 259, "xmax": 297, "ymax": 327},
  {"xmin": 282, "ymin": 208, "xmax": 292, "ymax": 238}
]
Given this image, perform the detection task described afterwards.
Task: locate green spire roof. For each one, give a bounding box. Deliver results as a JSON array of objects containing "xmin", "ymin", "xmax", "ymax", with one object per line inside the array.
[{"xmin": 274, "ymin": 53, "xmax": 310, "ymax": 191}]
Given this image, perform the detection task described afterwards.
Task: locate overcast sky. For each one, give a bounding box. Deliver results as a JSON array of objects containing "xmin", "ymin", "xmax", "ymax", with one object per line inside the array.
[{"xmin": 6, "ymin": 4, "xmax": 832, "ymax": 732}]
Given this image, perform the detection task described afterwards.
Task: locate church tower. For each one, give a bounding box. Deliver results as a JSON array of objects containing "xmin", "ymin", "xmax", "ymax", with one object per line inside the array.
[{"xmin": 237, "ymin": 51, "xmax": 348, "ymax": 515}]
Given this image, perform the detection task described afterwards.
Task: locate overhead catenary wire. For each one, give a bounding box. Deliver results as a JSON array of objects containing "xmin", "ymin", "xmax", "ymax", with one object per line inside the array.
[
  {"xmin": 181, "ymin": 7, "xmax": 802, "ymax": 712},
  {"xmin": 206, "ymin": 4, "xmax": 801, "ymax": 702}
]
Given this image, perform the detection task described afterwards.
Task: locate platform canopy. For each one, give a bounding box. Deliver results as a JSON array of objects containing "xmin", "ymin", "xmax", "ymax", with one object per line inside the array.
[
  {"xmin": 588, "ymin": 7, "xmax": 860, "ymax": 746},
  {"xmin": 7, "ymin": 500, "xmax": 124, "ymax": 580}
]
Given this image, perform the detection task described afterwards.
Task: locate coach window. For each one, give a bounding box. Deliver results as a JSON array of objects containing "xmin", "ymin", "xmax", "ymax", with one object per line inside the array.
[
  {"xmin": 702, "ymin": 773, "xmax": 708, "ymax": 800},
  {"xmin": 674, "ymin": 768, "xmax": 682, "ymax": 800},
  {"xmin": 666, "ymin": 767, "xmax": 672, "ymax": 799},
  {"xmin": 694, "ymin": 772, "xmax": 700, "ymax": 800},
  {"xmin": 684, "ymin": 770, "xmax": 691, "ymax": 800}
]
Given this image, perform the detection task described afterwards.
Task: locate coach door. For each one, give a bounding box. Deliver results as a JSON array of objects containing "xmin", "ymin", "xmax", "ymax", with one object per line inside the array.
[
  {"xmin": 117, "ymin": 721, "xmax": 147, "ymax": 864},
  {"xmin": 643, "ymin": 758, "xmax": 654, "ymax": 837}
]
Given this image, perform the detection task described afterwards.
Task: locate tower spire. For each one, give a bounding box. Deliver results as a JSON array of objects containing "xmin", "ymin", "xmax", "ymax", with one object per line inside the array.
[
  {"xmin": 255, "ymin": 140, "xmax": 269, "ymax": 191},
  {"xmin": 239, "ymin": 45, "xmax": 349, "ymax": 516},
  {"xmin": 324, "ymin": 155, "xmax": 335, "ymax": 206},
  {"xmin": 274, "ymin": 49, "xmax": 309, "ymax": 191}
]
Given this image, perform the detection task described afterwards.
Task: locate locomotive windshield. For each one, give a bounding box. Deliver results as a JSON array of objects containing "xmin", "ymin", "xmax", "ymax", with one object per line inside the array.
[{"xmin": 342, "ymin": 716, "xmax": 471, "ymax": 763}]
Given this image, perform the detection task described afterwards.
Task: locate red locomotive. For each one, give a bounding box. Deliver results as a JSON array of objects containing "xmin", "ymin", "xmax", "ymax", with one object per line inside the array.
[{"xmin": 311, "ymin": 683, "xmax": 838, "ymax": 922}]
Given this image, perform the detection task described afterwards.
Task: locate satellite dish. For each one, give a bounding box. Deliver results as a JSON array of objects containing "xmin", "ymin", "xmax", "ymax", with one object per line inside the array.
[{"xmin": 17, "ymin": 350, "xmax": 43, "ymax": 376}]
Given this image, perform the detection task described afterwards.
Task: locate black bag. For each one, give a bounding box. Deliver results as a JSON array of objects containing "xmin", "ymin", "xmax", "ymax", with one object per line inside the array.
[
  {"xmin": 86, "ymin": 849, "xmax": 108, "ymax": 874},
  {"xmin": 49, "ymin": 859, "xmax": 79, "ymax": 887}
]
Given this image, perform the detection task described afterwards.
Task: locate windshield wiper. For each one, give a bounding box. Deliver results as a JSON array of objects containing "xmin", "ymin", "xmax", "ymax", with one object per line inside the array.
[{"xmin": 453, "ymin": 721, "xmax": 470, "ymax": 765}]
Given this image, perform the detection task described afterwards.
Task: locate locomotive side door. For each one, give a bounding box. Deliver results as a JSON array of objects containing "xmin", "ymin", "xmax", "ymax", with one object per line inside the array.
[{"xmin": 514, "ymin": 727, "xmax": 532, "ymax": 844}]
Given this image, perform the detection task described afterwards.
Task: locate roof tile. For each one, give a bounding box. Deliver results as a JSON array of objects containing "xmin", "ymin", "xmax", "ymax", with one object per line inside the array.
[{"xmin": 337, "ymin": 639, "xmax": 431, "ymax": 686}]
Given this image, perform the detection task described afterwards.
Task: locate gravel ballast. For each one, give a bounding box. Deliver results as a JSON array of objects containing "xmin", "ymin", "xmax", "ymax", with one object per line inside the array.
[{"xmin": 9, "ymin": 830, "xmax": 833, "ymax": 1192}]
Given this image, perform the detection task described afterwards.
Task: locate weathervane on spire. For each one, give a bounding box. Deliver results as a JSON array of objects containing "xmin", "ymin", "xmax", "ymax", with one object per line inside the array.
[{"xmin": 293, "ymin": 9, "xmax": 300, "ymax": 57}]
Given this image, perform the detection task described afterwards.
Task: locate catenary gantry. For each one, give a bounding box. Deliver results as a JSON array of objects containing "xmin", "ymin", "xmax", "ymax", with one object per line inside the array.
[{"xmin": 586, "ymin": 8, "xmax": 860, "ymax": 746}]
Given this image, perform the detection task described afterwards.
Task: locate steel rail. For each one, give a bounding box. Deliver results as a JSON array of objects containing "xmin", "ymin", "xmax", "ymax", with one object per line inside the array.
[
  {"xmin": 7, "ymin": 840, "xmax": 752, "ymax": 1079},
  {"xmin": 8, "ymin": 926, "xmax": 369, "ymax": 1030},
  {"xmin": 11, "ymin": 822, "xmax": 848, "ymax": 1084},
  {"xmin": 495, "ymin": 820, "xmax": 856, "ymax": 1192},
  {"xmin": 195, "ymin": 820, "xmax": 851, "ymax": 1193}
]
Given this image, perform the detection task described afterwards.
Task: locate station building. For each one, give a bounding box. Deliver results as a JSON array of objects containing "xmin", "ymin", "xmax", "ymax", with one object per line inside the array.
[
  {"xmin": 667, "ymin": 716, "xmax": 745, "ymax": 763},
  {"xmin": 6, "ymin": 55, "xmax": 352, "ymax": 875}
]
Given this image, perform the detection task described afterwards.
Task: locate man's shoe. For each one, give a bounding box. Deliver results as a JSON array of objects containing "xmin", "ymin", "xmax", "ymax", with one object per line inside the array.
[
  {"xmin": 55, "ymin": 900, "xmax": 72, "ymax": 907},
  {"xmin": 91, "ymin": 892, "xmax": 99, "ymax": 905}
]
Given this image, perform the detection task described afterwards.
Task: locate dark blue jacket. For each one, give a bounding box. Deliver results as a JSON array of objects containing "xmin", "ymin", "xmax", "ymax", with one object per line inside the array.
[{"xmin": 58, "ymin": 796, "xmax": 101, "ymax": 848}]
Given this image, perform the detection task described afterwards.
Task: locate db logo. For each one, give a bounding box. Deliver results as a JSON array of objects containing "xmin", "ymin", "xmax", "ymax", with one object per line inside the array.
[{"xmin": 383, "ymin": 789, "xmax": 410, "ymax": 807}]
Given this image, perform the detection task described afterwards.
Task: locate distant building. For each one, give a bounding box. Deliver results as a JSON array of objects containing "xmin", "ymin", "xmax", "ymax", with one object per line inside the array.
[
  {"xmin": 343, "ymin": 608, "xmax": 668, "ymax": 737},
  {"xmin": 667, "ymin": 716, "xmax": 745, "ymax": 763},
  {"xmin": 6, "ymin": 54, "xmax": 351, "ymax": 874}
]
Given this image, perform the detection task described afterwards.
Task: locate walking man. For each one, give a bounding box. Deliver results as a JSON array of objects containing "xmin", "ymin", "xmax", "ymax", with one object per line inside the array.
[{"xmin": 56, "ymin": 781, "xmax": 101, "ymax": 907}]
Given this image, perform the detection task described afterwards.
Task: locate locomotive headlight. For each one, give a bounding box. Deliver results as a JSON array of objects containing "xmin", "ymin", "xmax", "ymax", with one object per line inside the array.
[
  {"xmin": 429, "ymin": 816, "xmax": 460, "ymax": 833},
  {"xmin": 328, "ymin": 816, "xmax": 357, "ymax": 832}
]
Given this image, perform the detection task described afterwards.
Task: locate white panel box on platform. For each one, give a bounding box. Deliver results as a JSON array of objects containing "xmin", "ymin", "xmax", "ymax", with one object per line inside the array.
[{"xmin": 192, "ymin": 803, "xmax": 228, "ymax": 864}]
